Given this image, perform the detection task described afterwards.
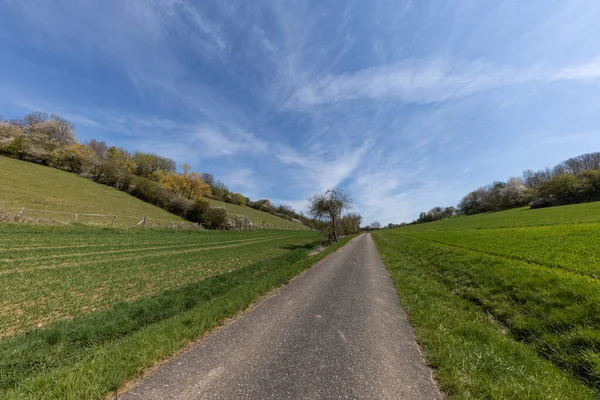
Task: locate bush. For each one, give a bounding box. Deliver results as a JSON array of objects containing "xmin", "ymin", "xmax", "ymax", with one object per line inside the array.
[
  {"xmin": 186, "ymin": 199, "xmax": 211, "ymax": 224},
  {"xmin": 166, "ymin": 197, "xmax": 190, "ymax": 217},
  {"xmin": 529, "ymin": 198, "xmax": 557, "ymax": 209},
  {"xmin": 205, "ymin": 207, "xmax": 229, "ymax": 229},
  {"xmin": 227, "ymin": 214, "xmax": 252, "ymax": 229},
  {"xmin": 539, "ymin": 174, "xmax": 582, "ymax": 204}
]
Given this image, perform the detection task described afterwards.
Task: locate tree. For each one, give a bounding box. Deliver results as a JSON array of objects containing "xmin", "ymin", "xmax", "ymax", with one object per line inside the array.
[
  {"xmin": 104, "ymin": 146, "xmax": 135, "ymax": 189},
  {"xmin": 156, "ymin": 163, "xmax": 210, "ymax": 201},
  {"xmin": 49, "ymin": 114, "xmax": 77, "ymax": 145},
  {"xmin": 443, "ymin": 206, "xmax": 457, "ymax": 218},
  {"xmin": 308, "ymin": 188, "xmax": 352, "ymax": 242},
  {"xmin": 231, "ymin": 193, "xmax": 246, "ymax": 205},
  {"xmin": 51, "ymin": 143, "xmax": 95, "ymax": 174},
  {"xmin": 132, "ymin": 152, "xmax": 176, "ymax": 178},
  {"xmin": 371, "ymin": 221, "xmax": 381, "ymax": 229},
  {"xmin": 339, "ymin": 213, "xmax": 362, "ymax": 235},
  {"xmin": 201, "ymin": 173, "xmax": 215, "ymax": 186}
]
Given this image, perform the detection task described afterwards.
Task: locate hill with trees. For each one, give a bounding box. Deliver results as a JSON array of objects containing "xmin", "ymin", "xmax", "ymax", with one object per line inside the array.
[
  {"xmin": 413, "ymin": 151, "xmax": 600, "ymax": 225},
  {"xmin": 0, "ymin": 111, "xmax": 311, "ymax": 229}
]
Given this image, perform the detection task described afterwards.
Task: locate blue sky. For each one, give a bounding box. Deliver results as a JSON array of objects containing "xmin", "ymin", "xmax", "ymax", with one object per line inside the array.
[{"xmin": 2, "ymin": 1, "xmax": 600, "ymax": 223}]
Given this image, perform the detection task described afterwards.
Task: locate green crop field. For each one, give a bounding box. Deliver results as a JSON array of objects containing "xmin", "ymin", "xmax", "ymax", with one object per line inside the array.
[
  {"xmin": 373, "ymin": 202, "xmax": 600, "ymax": 399},
  {"xmin": 0, "ymin": 156, "xmax": 306, "ymax": 229},
  {"xmin": 0, "ymin": 224, "xmax": 349, "ymax": 399}
]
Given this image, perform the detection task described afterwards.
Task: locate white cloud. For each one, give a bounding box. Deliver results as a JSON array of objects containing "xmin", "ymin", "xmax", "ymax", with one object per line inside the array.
[
  {"xmin": 290, "ymin": 57, "xmax": 600, "ymax": 107},
  {"xmin": 220, "ymin": 168, "xmax": 265, "ymax": 199},
  {"xmin": 193, "ymin": 126, "xmax": 268, "ymax": 158},
  {"xmin": 277, "ymin": 143, "xmax": 369, "ymax": 192},
  {"xmin": 554, "ymin": 57, "xmax": 600, "ymax": 80}
]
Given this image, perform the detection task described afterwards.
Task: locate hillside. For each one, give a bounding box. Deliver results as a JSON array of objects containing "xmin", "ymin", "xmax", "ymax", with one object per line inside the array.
[
  {"xmin": 406, "ymin": 201, "xmax": 600, "ymax": 231},
  {"xmin": 372, "ymin": 201, "xmax": 600, "ymax": 397},
  {"xmin": 0, "ymin": 156, "xmax": 304, "ymax": 228},
  {"xmin": 0, "ymin": 156, "xmax": 186, "ymax": 227},
  {"xmin": 205, "ymin": 198, "xmax": 307, "ymax": 229}
]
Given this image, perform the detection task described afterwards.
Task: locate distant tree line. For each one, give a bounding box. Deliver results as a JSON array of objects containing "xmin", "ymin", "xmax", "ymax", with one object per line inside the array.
[
  {"xmin": 0, "ymin": 112, "xmax": 315, "ymax": 229},
  {"xmin": 411, "ymin": 151, "xmax": 600, "ymax": 225}
]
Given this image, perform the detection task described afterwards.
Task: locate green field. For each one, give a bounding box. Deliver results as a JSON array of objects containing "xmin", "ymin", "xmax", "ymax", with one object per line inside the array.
[
  {"xmin": 0, "ymin": 224, "xmax": 347, "ymax": 399},
  {"xmin": 373, "ymin": 202, "xmax": 600, "ymax": 398},
  {"xmin": 0, "ymin": 156, "xmax": 305, "ymax": 229}
]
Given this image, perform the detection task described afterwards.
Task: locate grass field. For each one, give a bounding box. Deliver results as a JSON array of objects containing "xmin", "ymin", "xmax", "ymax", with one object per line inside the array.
[
  {"xmin": 0, "ymin": 156, "xmax": 306, "ymax": 229},
  {"xmin": 373, "ymin": 201, "xmax": 600, "ymax": 398},
  {"xmin": 0, "ymin": 224, "xmax": 348, "ymax": 399}
]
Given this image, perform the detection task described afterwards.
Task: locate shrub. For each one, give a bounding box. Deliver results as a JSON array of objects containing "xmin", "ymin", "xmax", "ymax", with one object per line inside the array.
[
  {"xmin": 529, "ymin": 198, "xmax": 557, "ymax": 209},
  {"xmin": 205, "ymin": 207, "xmax": 229, "ymax": 229},
  {"xmin": 166, "ymin": 197, "xmax": 190, "ymax": 217},
  {"xmin": 186, "ymin": 199, "xmax": 211, "ymax": 224},
  {"xmin": 227, "ymin": 214, "xmax": 252, "ymax": 229}
]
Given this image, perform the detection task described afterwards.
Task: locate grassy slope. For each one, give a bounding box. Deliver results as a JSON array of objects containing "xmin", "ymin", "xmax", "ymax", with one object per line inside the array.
[
  {"xmin": 0, "ymin": 156, "xmax": 184, "ymax": 226},
  {"xmin": 373, "ymin": 201, "xmax": 600, "ymax": 398},
  {"xmin": 0, "ymin": 224, "xmax": 337, "ymax": 399},
  {"xmin": 0, "ymin": 156, "xmax": 307, "ymax": 228},
  {"xmin": 206, "ymin": 198, "xmax": 308, "ymax": 229},
  {"xmin": 405, "ymin": 201, "xmax": 600, "ymax": 231}
]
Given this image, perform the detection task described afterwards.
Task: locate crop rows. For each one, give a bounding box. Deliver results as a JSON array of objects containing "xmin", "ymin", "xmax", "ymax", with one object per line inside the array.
[
  {"xmin": 0, "ymin": 225, "xmax": 319, "ymax": 336},
  {"xmin": 404, "ymin": 222, "xmax": 600, "ymax": 277},
  {"xmin": 373, "ymin": 217, "xmax": 600, "ymax": 396}
]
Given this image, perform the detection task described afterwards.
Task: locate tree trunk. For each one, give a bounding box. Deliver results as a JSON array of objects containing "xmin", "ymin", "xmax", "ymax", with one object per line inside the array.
[{"xmin": 331, "ymin": 217, "xmax": 338, "ymax": 242}]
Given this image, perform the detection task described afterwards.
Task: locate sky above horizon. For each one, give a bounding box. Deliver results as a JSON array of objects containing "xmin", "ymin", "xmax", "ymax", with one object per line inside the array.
[{"xmin": 2, "ymin": 0, "xmax": 600, "ymax": 224}]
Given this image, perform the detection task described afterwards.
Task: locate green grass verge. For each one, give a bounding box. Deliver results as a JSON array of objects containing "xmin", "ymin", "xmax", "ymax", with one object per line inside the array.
[
  {"xmin": 1, "ymin": 234, "xmax": 354, "ymax": 399},
  {"xmin": 373, "ymin": 231, "xmax": 599, "ymax": 398}
]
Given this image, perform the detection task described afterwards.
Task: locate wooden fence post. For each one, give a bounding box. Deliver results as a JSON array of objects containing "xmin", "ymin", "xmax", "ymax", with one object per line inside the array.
[
  {"xmin": 143, "ymin": 216, "xmax": 147, "ymax": 227},
  {"xmin": 111, "ymin": 216, "xmax": 116, "ymax": 226},
  {"xmin": 73, "ymin": 213, "xmax": 78, "ymax": 223}
]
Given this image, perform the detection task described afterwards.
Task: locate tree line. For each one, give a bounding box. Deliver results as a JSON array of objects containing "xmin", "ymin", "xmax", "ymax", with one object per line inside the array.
[
  {"xmin": 0, "ymin": 111, "xmax": 315, "ymax": 229},
  {"xmin": 414, "ymin": 151, "xmax": 600, "ymax": 224}
]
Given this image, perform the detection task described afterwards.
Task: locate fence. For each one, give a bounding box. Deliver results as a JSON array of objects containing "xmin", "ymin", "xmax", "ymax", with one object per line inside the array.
[{"xmin": 0, "ymin": 205, "xmax": 306, "ymax": 230}]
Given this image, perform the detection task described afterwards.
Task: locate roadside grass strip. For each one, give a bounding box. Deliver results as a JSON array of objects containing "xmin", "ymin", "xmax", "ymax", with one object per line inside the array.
[
  {"xmin": 373, "ymin": 231, "xmax": 600, "ymax": 397},
  {"xmin": 0, "ymin": 236, "xmax": 354, "ymax": 399}
]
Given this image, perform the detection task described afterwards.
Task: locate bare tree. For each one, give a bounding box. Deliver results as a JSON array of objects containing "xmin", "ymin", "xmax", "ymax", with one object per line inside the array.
[
  {"xmin": 49, "ymin": 114, "xmax": 76, "ymax": 145},
  {"xmin": 371, "ymin": 221, "xmax": 381, "ymax": 229},
  {"xmin": 308, "ymin": 188, "xmax": 352, "ymax": 242}
]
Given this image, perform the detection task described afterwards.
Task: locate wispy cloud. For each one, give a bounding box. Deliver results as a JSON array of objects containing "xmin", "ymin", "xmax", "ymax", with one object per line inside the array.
[
  {"xmin": 277, "ymin": 143, "xmax": 370, "ymax": 192},
  {"xmin": 193, "ymin": 126, "xmax": 268, "ymax": 158},
  {"xmin": 290, "ymin": 57, "xmax": 600, "ymax": 108}
]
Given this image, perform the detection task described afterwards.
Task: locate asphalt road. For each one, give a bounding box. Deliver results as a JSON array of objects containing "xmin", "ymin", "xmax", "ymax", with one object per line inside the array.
[{"xmin": 122, "ymin": 233, "xmax": 441, "ymax": 399}]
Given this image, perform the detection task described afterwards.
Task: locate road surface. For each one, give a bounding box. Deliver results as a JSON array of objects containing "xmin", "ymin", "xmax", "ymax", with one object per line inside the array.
[{"xmin": 122, "ymin": 233, "xmax": 441, "ymax": 399}]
